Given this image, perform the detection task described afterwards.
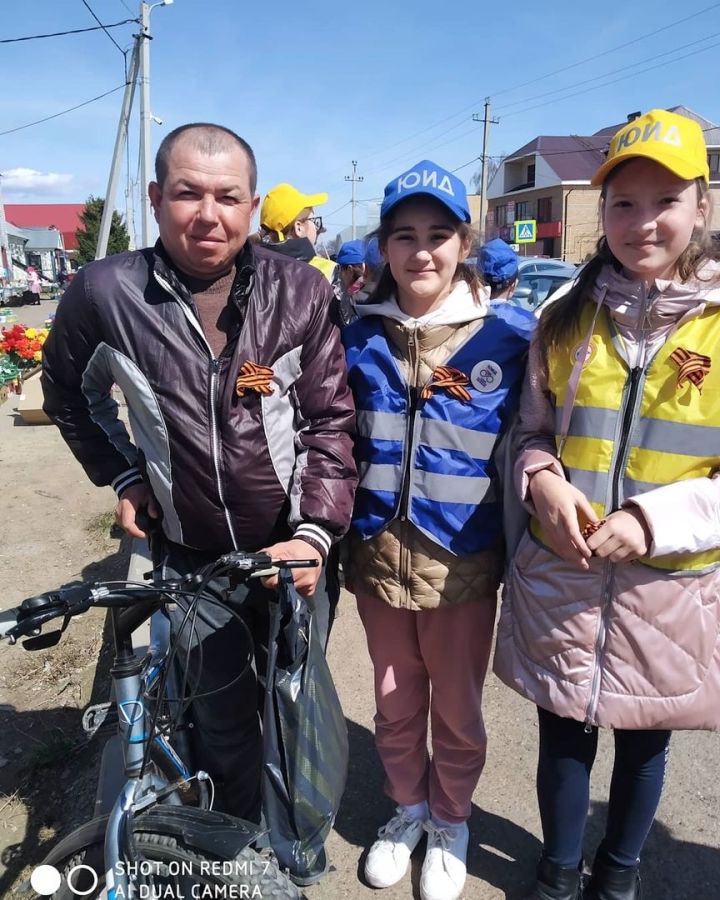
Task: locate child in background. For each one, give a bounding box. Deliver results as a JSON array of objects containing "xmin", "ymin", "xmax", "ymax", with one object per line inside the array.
[
  {"xmin": 495, "ymin": 109, "xmax": 720, "ymax": 900},
  {"xmin": 343, "ymin": 160, "xmax": 534, "ymax": 900}
]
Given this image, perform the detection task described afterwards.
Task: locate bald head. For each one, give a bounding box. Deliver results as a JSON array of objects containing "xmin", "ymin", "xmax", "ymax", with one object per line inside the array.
[{"xmin": 155, "ymin": 123, "xmax": 257, "ymax": 194}]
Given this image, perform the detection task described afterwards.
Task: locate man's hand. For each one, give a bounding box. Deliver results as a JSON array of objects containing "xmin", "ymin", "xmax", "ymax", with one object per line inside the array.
[
  {"xmin": 114, "ymin": 483, "xmax": 160, "ymax": 539},
  {"xmin": 260, "ymin": 538, "xmax": 324, "ymax": 597},
  {"xmin": 586, "ymin": 508, "xmax": 651, "ymax": 563},
  {"xmin": 529, "ymin": 468, "xmax": 598, "ymax": 570}
]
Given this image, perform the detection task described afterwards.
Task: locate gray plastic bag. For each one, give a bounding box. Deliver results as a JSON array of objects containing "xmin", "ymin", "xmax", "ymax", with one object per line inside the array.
[{"xmin": 262, "ymin": 571, "xmax": 348, "ymax": 885}]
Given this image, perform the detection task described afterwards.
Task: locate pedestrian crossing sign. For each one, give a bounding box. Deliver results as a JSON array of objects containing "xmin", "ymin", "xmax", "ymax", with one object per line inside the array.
[{"xmin": 515, "ymin": 219, "xmax": 537, "ymax": 243}]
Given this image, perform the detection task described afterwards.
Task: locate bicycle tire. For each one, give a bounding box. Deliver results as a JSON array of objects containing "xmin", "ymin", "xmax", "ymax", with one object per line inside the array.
[{"xmin": 50, "ymin": 829, "xmax": 301, "ymax": 899}]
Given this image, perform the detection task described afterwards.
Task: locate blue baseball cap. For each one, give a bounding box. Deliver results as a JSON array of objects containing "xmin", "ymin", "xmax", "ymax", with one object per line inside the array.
[
  {"xmin": 364, "ymin": 237, "xmax": 383, "ymax": 271},
  {"xmin": 380, "ymin": 159, "xmax": 471, "ymax": 223},
  {"xmin": 479, "ymin": 238, "xmax": 519, "ymax": 285},
  {"xmin": 336, "ymin": 239, "xmax": 366, "ymax": 265}
]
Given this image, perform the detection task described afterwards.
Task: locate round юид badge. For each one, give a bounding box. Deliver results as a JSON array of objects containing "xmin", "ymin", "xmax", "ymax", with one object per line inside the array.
[{"xmin": 471, "ymin": 360, "xmax": 503, "ymax": 393}]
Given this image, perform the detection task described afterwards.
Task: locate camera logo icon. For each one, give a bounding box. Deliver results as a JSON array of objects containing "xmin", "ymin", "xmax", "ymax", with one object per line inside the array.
[{"xmin": 31, "ymin": 863, "xmax": 99, "ymax": 896}]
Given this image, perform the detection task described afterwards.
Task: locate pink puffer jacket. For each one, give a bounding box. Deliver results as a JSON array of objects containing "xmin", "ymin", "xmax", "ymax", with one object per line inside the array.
[{"xmin": 494, "ymin": 262, "xmax": 720, "ymax": 730}]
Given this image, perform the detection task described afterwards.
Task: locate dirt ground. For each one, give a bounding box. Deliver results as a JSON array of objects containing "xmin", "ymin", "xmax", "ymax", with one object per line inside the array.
[{"xmin": 1, "ymin": 297, "xmax": 718, "ymax": 899}]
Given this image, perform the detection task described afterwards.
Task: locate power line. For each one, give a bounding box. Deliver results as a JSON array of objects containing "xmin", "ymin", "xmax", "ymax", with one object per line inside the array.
[
  {"xmin": 80, "ymin": 0, "xmax": 126, "ymax": 55},
  {"xmin": 0, "ymin": 84, "xmax": 126, "ymax": 136},
  {"xmin": 0, "ymin": 18, "xmax": 136, "ymax": 43},
  {"xmin": 501, "ymin": 38, "xmax": 720, "ymax": 119},
  {"xmin": 322, "ymin": 3, "xmax": 720, "ymax": 182},
  {"xmin": 496, "ymin": 29, "xmax": 720, "ymax": 113},
  {"xmin": 492, "ymin": 1, "xmax": 720, "ymax": 99}
]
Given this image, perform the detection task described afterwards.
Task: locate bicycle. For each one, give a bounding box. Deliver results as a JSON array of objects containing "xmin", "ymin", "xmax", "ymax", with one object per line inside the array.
[{"xmin": 0, "ymin": 550, "xmax": 317, "ymax": 899}]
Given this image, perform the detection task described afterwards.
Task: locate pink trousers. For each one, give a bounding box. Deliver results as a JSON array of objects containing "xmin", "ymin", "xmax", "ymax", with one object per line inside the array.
[{"xmin": 356, "ymin": 592, "xmax": 497, "ymax": 823}]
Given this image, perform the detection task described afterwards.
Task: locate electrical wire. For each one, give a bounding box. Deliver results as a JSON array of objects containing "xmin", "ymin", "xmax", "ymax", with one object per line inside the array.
[
  {"xmin": 492, "ymin": 1, "xmax": 720, "ymax": 100},
  {"xmin": 1, "ymin": 18, "xmax": 136, "ymax": 43},
  {"xmin": 323, "ymin": 3, "xmax": 720, "ymax": 181},
  {"xmin": 80, "ymin": 0, "xmax": 127, "ymax": 55},
  {"xmin": 496, "ymin": 30, "xmax": 720, "ymax": 113},
  {"xmin": 501, "ymin": 39, "xmax": 720, "ymax": 120},
  {"xmin": 0, "ymin": 84, "xmax": 127, "ymax": 136}
]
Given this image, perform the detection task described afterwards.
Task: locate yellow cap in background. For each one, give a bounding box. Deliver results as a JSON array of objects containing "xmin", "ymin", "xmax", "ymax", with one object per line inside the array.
[{"xmin": 260, "ymin": 183, "xmax": 328, "ymax": 235}]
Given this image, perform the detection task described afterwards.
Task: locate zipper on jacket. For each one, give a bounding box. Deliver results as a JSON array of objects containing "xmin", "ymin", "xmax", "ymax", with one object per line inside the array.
[
  {"xmin": 584, "ymin": 560, "xmax": 614, "ymax": 729},
  {"xmin": 209, "ymin": 358, "xmax": 239, "ymax": 550},
  {"xmin": 154, "ymin": 270, "xmax": 239, "ymax": 549},
  {"xmin": 585, "ymin": 283, "xmax": 654, "ymax": 728},
  {"xmin": 398, "ymin": 328, "xmax": 420, "ymax": 600}
]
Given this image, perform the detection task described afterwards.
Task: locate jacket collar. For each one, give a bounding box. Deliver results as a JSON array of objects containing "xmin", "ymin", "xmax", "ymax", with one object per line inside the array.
[{"xmin": 151, "ymin": 239, "xmax": 256, "ymax": 313}]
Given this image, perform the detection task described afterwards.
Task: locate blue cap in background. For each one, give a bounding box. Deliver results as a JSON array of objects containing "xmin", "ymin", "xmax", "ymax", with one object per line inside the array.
[
  {"xmin": 380, "ymin": 160, "xmax": 471, "ymax": 223},
  {"xmin": 336, "ymin": 239, "xmax": 366, "ymax": 265},
  {"xmin": 364, "ymin": 237, "xmax": 383, "ymax": 271},
  {"xmin": 479, "ymin": 238, "xmax": 519, "ymax": 285}
]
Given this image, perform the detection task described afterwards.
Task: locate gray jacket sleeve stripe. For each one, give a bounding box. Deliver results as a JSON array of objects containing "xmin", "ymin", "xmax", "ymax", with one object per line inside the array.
[
  {"xmin": 261, "ymin": 346, "xmax": 303, "ymax": 494},
  {"xmin": 82, "ymin": 344, "xmax": 183, "ymax": 545}
]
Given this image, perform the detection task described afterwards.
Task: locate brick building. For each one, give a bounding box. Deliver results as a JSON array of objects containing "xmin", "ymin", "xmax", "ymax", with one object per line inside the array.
[{"xmin": 479, "ymin": 106, "xmax": 720, "ymax": 263}]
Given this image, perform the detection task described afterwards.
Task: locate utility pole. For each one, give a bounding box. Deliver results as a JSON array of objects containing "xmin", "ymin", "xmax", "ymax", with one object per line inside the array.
[
  {"xmin": 96, "ymin": 41, "xmax": 141, "ymax": 259},
  {"xmin": 0, "ymin": 174, "xmax": 11, "ymax": 281},
  {"xmin": 139, "ymin": 0, "xmax": 173, "ymax": 248},
  {"xmin": 345, "ymin": 160, "xmax": 364, "ymax": 240},
  {"xmin": 472, "ymin": 98, "xmax": 499, "ymax": 243}
]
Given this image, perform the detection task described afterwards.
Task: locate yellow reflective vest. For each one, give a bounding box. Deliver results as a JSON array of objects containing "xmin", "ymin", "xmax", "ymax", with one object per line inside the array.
[
  {"xmin": 534, "ymin": 302, "xmax": 720, "ymax": 572},
  {"xmin": 309, "ymin": 255, "xmax": 336, "ymax": 282}
]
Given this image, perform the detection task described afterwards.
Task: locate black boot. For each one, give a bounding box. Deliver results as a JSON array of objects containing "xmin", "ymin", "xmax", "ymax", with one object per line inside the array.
[
  {"xmin": 524, "ymin": 856, "xmax": 583, "ymax": 900},
  {"xmin": 584, "ymin": 851, "xmax": 641, "ymax": 900}
]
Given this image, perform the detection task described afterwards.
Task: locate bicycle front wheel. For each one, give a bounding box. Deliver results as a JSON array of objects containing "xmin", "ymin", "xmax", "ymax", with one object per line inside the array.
[{"xmin": 50, "ymin": 822, "xmax": 300, "ymax": 900}]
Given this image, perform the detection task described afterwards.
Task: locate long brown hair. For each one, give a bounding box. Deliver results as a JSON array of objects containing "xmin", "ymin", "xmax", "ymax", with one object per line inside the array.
[
  {"xmin": 539, "ymin": 171, "xmax": 715, "ymax": 351},
  {"xmin": 365, "ymin": 204, "xmax": 486, "ymax": 305}
]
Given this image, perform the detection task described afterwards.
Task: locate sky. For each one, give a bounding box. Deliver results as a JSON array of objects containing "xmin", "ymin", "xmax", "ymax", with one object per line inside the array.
[{"xmin": 1, "ymin": 0, "xmax": 719, "ymax": 244}]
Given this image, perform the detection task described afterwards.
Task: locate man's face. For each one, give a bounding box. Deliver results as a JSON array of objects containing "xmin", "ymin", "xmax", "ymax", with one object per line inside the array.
[{"xmin": 148, "ymin": 140, "xmax": 259, "ymax": 279}]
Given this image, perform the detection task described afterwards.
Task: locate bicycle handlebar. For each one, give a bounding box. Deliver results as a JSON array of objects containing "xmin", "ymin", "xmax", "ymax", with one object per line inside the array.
[{"xmin": 0, "ymin": 552, "xmax": 319, "ymax": 643}]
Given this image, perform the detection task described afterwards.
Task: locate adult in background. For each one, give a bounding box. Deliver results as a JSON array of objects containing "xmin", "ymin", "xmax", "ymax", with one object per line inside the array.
[
  {"xmin": 42, "ymin": 123, "xmax": 357, "ymax": 833},
  {"xmin": 259, "ymin": 182, "xmax": 336, "ymax": 281},
  {"xmin": 479, "ymin": 238, "xmax": 519, "ymax": 301},
  {"xmin": 334, "ymin": 238, "xmax": 368, "ymax": 325}
]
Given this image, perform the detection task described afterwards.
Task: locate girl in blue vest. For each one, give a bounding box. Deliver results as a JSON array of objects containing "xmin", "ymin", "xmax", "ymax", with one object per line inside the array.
[
  {"xmin": 342, "ymin": 160, "xmax": 534, "ymax": 900},
  {"xmin": 494, "ymin": 109, "xmax": 720, "ymax": 900}
]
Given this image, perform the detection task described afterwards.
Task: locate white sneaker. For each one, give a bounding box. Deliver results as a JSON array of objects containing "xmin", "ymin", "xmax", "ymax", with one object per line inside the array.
[
  {"xmin": 419, "ymin": 820, "xmax": 469, "ymax": 900},
  {"xmin": 364, "ymin": 806, "xmax": 427, "ymax": 888}
]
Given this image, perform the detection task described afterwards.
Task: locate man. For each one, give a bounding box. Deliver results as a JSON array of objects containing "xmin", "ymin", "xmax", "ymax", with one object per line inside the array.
[
  {"xmin": 479, "ymin": 237, "xmax": 519, "ymax": 300},
  {"xmin": 259, "ymin": 182, "xmax": 336, "ymax": 281},
  {"xmin": 41, "ymin": 123, "xmax": 357, "ymax": 829}
]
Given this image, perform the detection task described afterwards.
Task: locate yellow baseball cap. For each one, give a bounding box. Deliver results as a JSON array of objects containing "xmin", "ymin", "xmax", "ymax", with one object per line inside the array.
[
  {"xmin": 591, "ymin": 109, "xmax": 710, "ymax": 186},
  {"xmin": 260, "ymin": 183, "xmax": 329, "ymax": 235}
]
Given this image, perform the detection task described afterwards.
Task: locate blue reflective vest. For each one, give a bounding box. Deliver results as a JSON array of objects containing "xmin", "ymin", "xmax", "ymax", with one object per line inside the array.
[{"xmin": 343, "ymin": 305, "xmax": 534, "ymax": 555}]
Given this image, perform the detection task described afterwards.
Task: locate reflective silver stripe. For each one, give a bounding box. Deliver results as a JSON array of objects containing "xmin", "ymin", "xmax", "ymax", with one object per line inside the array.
[
  {"xmin": 359, "ymin": 462, "xmax": 402, "ymax": 493},
  {"xmin": 555, "ymin": 405, "xmax": 617, "ymax": 442},
  {"xmin": 356, "ymin": 409, "xmax": 406, "ymax": 442},
  {"xmin": 624, "ymin": 476, "xmax": 668, "ymax": 497},
  {"xmin": 412, "ymin": 470, "xmax": 492, "ymax": 505},
  {"xmin": 417, "ymin": 418, "xmax": 498, "ymax": 460},
  {"xmin": 636, "ymin": 418, "xmax": 720, "ymax": 457},
  {"xmin": 566, "ymin": 467, "xmax": 608, "ymax": 507}
]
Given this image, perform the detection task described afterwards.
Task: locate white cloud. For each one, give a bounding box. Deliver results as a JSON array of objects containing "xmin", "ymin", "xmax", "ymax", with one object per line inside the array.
[{"xmin": 2, "ymin": 167, "xmax": 74, "ymax": 197}]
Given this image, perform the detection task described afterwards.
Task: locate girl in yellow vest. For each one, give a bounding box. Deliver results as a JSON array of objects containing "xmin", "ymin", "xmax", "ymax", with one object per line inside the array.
[{"xmin": 494, "ymin": 109, "xmax": 720, "ymax": 900}]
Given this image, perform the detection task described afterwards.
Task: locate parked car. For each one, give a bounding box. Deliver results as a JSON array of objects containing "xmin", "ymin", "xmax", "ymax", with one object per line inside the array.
[
  {"xmin": 510, "ymin": 264, "xmax": 577, "ymax": 315},
  {"xmin": 517, "ymin": 257, "xmax": 575, "ymax": 275}
]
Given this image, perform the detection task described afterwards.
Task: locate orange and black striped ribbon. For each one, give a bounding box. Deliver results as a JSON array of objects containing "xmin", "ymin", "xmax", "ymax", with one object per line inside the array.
[
  {"xmin": 420, "ymin": 365, "xmax": 471, "ymax": 402},
  {"xmin": 669, "ymin": 347, "xmax": 712, "ymax": 394},
  {"xmin": 235, "ymin": 361, "xmax": 275, "ymax": 397}
]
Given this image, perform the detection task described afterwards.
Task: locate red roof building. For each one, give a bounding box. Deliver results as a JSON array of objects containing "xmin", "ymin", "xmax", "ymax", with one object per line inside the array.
[{"xmin": 4, "ymin": 203, "xmax": 85, "ymax": 251}]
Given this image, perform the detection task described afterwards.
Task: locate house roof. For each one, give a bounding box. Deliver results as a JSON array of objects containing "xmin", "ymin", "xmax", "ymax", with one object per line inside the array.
[
  {"xmin": 505, "ymin": 106, "xmax": 720, "ymax": 185},
  {"xmin": 506, "ymin": 134, "xmax": 608, "ymax": 182},
  {"xmin": 4, "ymin": 203, "xmax": 85, "ymax": 250},
  {"xmin": 20, "ymin": 226, "xmax": 65, "ymax": 251}
]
